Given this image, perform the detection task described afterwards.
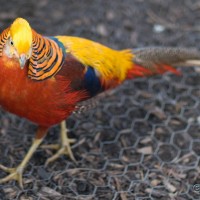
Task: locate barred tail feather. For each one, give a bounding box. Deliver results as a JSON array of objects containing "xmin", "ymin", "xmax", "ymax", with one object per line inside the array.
[
  {"xmin": 133, "ymin": 47, "xmax": 200, "ymax": 66},
  {"xmin": 126, "ymin": 47, "xmax": 200, "ymax": 79}
]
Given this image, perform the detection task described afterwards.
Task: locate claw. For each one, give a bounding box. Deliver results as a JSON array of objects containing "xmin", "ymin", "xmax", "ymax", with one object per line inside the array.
[
  {"xmin": 44, "ymin": 140, "xmax": 77, "ymax": 166},
  {"xmin": 0, "ymin": 136, "xmax": 44, "ymax": 188},
  {"xmin": 0, "ymin": 165, "xmax": 24, "ymax": 189},
  {"xmin": 40, "ymin": 144, "xmax": 60, "ymax": 150},
  {"xmin": 41, "ymin": 121, "xmax": 77, "ymax": 166}
]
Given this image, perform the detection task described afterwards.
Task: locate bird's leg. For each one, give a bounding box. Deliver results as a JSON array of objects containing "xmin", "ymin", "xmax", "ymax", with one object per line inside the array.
[
  {"xmin": 41, "ymin": 120, "xmax": 76, "ymax": 166},
  {"xmin": 0, "ymin": 126, "xmax": 47, "ymax": 189}
]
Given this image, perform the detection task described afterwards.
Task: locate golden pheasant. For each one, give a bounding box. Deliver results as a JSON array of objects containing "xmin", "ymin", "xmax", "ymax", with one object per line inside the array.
[{"xmin": 0, "ymin": 18, "xmax": 200, "ymax": 188}]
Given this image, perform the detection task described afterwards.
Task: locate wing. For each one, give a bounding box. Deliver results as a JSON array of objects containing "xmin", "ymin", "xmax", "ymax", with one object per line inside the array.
[
  {"xmin": 56, "ymin": 51, "xmax": 106, "ymax": 97},
  {"xmin": 56, "ymin": 36, "xmax": 135, "ymax": 96}
]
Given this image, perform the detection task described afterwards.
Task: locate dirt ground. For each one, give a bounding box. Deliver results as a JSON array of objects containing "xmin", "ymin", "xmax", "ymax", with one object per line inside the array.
[{"xmin": 0, "ymin": 0, "xmax": 200, "ymax": 199}]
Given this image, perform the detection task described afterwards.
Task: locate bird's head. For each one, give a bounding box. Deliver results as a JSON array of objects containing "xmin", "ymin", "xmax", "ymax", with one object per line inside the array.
[{"xmin": 5, "ymin": 18, "xmax": 32, "ymax": 69}]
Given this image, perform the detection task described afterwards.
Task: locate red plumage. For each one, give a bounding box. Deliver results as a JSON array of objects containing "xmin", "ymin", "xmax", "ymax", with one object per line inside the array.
[
  {"xmin": 0, "ymin": 57, "xmax": 87, "ymax": 127},
  {"xmin": 126, "ymin": 64, "xmax": 180, "ymax": 79}
]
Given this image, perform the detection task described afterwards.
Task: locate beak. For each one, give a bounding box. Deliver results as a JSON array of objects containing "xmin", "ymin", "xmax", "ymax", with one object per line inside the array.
[{"xmin": 19, "ymin": 54, "xmax": 27, "ymax": 69}]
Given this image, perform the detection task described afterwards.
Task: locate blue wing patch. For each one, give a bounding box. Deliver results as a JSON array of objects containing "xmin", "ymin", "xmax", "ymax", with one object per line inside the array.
[{"xmin": 84, "ymin": 67, "xmax": 103, "ymax": 96}]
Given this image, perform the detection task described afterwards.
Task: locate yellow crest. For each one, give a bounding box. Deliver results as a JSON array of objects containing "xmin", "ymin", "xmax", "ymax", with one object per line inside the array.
[{"xmin": 10, "ymin": 18, "xmax": 32, "ymax": 54}]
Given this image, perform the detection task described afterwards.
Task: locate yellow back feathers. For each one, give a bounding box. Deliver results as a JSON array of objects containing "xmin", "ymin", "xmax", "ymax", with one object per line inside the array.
[
  {"xmin": 57, "ymin": 36, "xmax": 134, "ymax": 81},
  {"xmin": 10, "ymin": 18, "xmax": 32, "ymax": 54}
]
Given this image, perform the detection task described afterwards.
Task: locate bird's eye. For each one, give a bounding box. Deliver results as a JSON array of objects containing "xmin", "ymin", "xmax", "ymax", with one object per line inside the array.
[{"xmin": 10, "ymin": 41, "xmax": 14, "ymax": 46}]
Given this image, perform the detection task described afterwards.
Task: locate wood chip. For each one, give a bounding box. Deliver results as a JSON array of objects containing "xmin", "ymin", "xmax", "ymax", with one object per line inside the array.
[
  {"xmin": 165, "ymin": 181, "xmax": 177, "ymax": 193},
  {"xmin": 151, "ymin": 179, "xmax": 161, "ymax": 186},
  {"xmin": 140, "ymin": 137, "xmax": 152, "ymax": 144},
  {"xmin": 38, "ymin": 187, "xmax": 61, "ymax": 197},
  {"xmin": 3, "ymin": 187, "xmax": 18, "ymax": 199},
  {"xmin": 137, "ymin": 146, "xmax": 153, "ymax": 155}
]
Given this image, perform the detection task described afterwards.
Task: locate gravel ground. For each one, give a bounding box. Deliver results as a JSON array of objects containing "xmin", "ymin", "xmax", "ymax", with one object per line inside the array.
[{"xmin": 0, "ymin": 0, "xmax": 200, "ymax": 199}]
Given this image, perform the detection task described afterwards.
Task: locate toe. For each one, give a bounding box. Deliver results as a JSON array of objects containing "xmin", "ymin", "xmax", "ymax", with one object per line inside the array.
[
  {"xmin": 0, "ymin": 170, "xmax": 23, "ymax": 189},
  {"xmin": 65, "ymin": 145, "xmax": 76, "ymax": 163},
  {"xmin": 0, "ymin": 164, "xmax": 15, "ymax": 173}
]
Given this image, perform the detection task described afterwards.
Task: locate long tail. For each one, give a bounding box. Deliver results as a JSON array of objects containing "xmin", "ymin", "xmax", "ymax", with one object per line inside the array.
[
  {"xmin": 75, "ymin": 47, "xmax": 200, "ymax": 113},
  {"xmin": 127, "ymin": 47, "xmax": 200, "ymax": 79}
]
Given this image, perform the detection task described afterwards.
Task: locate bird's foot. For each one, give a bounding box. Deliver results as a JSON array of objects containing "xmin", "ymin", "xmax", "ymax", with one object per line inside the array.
[
  {"xmin": 41, "ymin": 121, "xmax": 77, "ymax": 166},
  {"xmin": 42, "ymin": 137, "xmax": 76, "ymax": 166},
  {"xmin": 0, "ymin": 164, "xmax": 24, "ymax": 189},
  {"xmin": 0, "ymin": 137, "xmax": 44, "ymax": 189}
]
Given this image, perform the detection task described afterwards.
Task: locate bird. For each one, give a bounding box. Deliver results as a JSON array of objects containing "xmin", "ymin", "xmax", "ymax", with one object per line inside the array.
[{"xmin": 0, "ymin": 17, "xmax": 200, "ymax": 188}]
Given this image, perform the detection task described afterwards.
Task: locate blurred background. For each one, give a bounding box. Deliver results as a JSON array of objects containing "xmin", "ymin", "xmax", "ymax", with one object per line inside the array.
[{"xmin": 0, "ymin": 0, "xmax": 200, "ymax": 199}]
